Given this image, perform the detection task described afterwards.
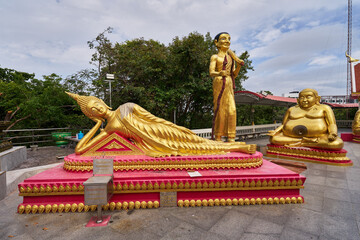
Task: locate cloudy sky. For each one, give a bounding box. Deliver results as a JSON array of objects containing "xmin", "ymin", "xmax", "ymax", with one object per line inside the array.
[{"xmin": 1, "ymin": 0, "xmax": 360, "ymax": 96}]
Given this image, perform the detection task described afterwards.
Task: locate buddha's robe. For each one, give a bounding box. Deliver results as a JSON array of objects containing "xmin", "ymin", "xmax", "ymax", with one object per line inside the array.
[
  {"xmin": 212, "ymin": 54, "xmax": 236, "ymax": 139},
  {"xmin": 108, "ymin": 103, "xmax": 247, "ymax": 157}
]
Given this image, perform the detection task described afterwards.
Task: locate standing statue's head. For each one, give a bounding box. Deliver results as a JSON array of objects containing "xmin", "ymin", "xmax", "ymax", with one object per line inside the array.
[
  {"xmin": 66, "ymin": 92, "xmax": 111, "ymax": 122},
  {"xmin": 297, "ymin": 88, "xmax": 321, "ymax": 109},
  {"xmin": 214, "ymin": 32, "xmax": 230, "ymax": 50}
]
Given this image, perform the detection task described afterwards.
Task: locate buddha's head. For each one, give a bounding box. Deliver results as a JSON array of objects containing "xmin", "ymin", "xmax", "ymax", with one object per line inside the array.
[
  {"xmin": 297, "ymin": 88, "xmax": 321, "ymax": 109},
  {"xmin": 66, "ymin": 92, "xmax": 111, "ymax": 122},
  {"xmin": 214, "ymin": 32, "xmax": 231, "ymax": 50}
]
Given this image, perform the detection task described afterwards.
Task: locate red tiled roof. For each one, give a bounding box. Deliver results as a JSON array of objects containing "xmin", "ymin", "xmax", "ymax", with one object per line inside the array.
[
  {"xmin": 234, "ymin": 91, "xmax": 297, "ymax": 107},
  {"xmin": 323, "ymin": 103, "xmax": 359, "ymax": 108},
  {"xmin": 264, "ymin": 94, "xmax": 297, "ymax": 103},
  {"xmin": 234, "ymin": 91, "xmax": 358, "ymax": 108}
]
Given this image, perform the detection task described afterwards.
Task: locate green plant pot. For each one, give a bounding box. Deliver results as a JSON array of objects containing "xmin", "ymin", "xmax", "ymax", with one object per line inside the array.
[{"xmin": 52, "ymin": 132, "xmax": 72, "ymax": 146}]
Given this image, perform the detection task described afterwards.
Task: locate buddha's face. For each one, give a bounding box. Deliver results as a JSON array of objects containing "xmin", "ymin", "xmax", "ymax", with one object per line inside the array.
[
  {"xmin": 215, "ymin": 34, "xmax": 231, "ymax": 50},
  {"xmin": 88, "ymin": 100, "xmax": 107, "ymax": 118},
  {"xmin": 298, "ymin": 91, "xmax": 319, "ymax": 109}
]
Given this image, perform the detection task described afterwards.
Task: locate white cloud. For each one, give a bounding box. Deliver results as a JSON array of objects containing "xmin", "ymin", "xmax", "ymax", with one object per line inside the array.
[
  {"xmin": 255, "ymin": 28, "xmax": 282, "ymax": 44},
  {"xmin": 307, "ymin": 21, "xmax": 320, "ymax": 27},
  {"xmin": 308, "ymin": 55, "xmax": 337, "ymax": 66},
  {"xmin": 52, "ymin": 46, "xmax": 93, "ymax": 65},
  {"xmin": 0, "ymin": 0, "xmax": 358, "ymax": 98}
]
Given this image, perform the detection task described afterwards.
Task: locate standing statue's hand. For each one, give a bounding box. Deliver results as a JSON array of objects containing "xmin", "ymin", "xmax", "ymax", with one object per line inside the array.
[
  {"xmin": 219, "ymin": 70, "xmax": 227, "ymax": 77},
  {"xmin": 237, "ymin": 59, "xmax": 245, "ymax": 66}
]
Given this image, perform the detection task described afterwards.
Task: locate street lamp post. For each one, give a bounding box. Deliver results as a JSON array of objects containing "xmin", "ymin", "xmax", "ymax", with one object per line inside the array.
[{"xmin": 105, "ymin": 74, "xmax": 115, "ymax": 108}]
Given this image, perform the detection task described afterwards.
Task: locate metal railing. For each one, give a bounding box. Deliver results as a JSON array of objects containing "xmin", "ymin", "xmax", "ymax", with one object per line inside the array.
[
  {"xmin": 336, "ymin": 120, "xmax": 353, "ymax": 128},
  {"xmin": 4, "ymin": 127, "xmax": 71, "ymax": 146},
  {"xmin": 3, "ymin": 121, "xmax": 353, "ymax": 147},
  {"xmin": 192, "ymin": 123, "xmax": 281, "ymax": 140}
]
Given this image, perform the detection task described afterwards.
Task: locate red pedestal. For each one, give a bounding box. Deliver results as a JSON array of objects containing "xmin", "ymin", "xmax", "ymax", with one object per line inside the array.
[
  {"xmin": 63, "ymin": 151, "xmax": 264, "ymax": 172},
  {"xmin": 341, "ymin": 133, "xmax": 353, "ymax": 142},
  {"xmin": 353, "ymin": 134, "xmax": 360, "ymax": 143},
  {"xmin": 266, "ymin": 144, "xmax": 353, "ymax": 166},
  {"xmin": 17, "ymin": 160, "xmax": 305, "ymax": 214}
]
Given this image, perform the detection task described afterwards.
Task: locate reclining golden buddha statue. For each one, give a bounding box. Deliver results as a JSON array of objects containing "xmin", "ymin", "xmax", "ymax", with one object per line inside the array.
[
  {"xmin": 66, "ymin": 92, "xmax": 256, "ymax": 157},
  {"xmin": 268, "ymin": 88, "xmax": 343, "ymax": 150}
]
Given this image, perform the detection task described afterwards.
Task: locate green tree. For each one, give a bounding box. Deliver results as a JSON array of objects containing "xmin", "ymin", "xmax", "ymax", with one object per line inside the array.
[
  {"xmin": 63, "ymin": 69, "xmax": 97, "ymax": 95},
  {"xmin": 166, "ymin": 32, "xmax": 215, "ymax": 127},
  {"xmin": 110, "ymin": 38, "xmax": 169, "ymax": 114},
  {"xmin": 87, "ymin": 29, "xmax": 253, "ymax": 129},
  {"xmin": 0, "ymin": 68, "xmax": 93, "ymax": 129},
  {"xmin": 0, "ymin": 68, "xmax": 34, "ymax": 124}
]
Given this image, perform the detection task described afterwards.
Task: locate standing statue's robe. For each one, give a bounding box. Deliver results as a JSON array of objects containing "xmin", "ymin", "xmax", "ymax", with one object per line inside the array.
[{"xmin": 212, "ymin": 53, "xmax": 236, "ymax": 139}]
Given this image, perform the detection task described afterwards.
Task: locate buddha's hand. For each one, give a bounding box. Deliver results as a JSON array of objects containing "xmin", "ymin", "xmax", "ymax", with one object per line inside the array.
[
  {"xmin": 228, "ymin": 50, "xmax": 245, "ymax": 66},
  {"xmin": 237, "ymin": 59, "xmax": 245, "ymax": 66},
  {"xmin": 247, "ymin": 144, "xmax": 257, "ymax": 154},
  {"xmin": 328, "ymin": 133, "xmax": 337, "ymax": 141},
  {"xmin": 267, "ymin": 130, "xmax": 277, "ymax": 136},
  {"xmin": 97, "ymin": 120, "xmax": 105, "ymax": 132},
  {"xmin": 219, "ymin": 70, "xmax": 227, "ymax": 77},
  {"xmin": 93, "ymin": 119, "xmax": 104, "ymax": 131}
]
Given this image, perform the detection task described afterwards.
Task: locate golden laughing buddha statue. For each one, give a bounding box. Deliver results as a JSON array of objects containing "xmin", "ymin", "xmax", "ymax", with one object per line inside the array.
[
  {"xmin": 353, "ymin": 109, "xmax": 360, "ymax": 136},
  {"xmin": 268, "ymin": 88, "xmax": 343, "ymax": 150},
  {"xmin": 66, "ymin": 92, "xmax": 256, "ymax": 157}
]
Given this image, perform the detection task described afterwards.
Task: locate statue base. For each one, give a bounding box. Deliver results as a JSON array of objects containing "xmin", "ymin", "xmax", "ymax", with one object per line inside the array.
[
  {"xmin": 266, "ymin": 144, "xmax": 353, "ymax": 166},
  {"xmin": 341, "ymin": 132, "xmax": 354, "ymax": 142},
  {"xmin": 63, "ymin": 152, "xmax": 264, "ymax": 172},
  {"xmin": 353, "ymin": 134, "xmax": 360, "ymax": 143},
  {"xmin": 17, "ymin": 160, "xmax": 305, "ymax": 214}
]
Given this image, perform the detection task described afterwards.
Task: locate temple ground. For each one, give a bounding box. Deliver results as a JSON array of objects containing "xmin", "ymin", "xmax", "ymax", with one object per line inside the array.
[{"xmin": 1, "ymin": 137, "xmax": 359, "ymax": 240}]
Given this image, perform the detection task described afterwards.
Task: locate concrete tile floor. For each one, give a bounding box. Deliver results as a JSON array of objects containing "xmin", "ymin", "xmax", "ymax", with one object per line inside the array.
[{"xmin": 1, "ymin": 141, "xmax": 359, "ymax": 240}]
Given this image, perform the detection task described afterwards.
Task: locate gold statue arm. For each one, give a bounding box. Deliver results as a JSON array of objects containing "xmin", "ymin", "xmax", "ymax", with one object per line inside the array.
[
  {"xmin": 268, "ymin": 125, "xmax": 283, "ymax": 136},
  {"xmin": 75, "ymin": 120, "xmax": 108, "ymax": 154},
  {"xmin": 209, "ymin": 55, "xmax": 226, "ymax": 77},
  {"xmin": 323, "ymin": 105, "xmax": 338, "ymax": 141},
  {"xmin": 268, "ymin": 109, "xmax": 289, "ymax": 136},
  {"xmin": 228, "ymin": 49, "xmax": 244, "ymax": 79}
]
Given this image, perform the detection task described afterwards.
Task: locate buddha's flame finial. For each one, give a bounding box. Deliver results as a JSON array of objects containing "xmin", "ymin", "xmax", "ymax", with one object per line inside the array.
[
  {"xmin": 65, "ymin": 91, "xmax": 90, "ymax": 117},
  {"xmin": 65, "ymin": 91, "xmax": 79, "ymax": 101}
]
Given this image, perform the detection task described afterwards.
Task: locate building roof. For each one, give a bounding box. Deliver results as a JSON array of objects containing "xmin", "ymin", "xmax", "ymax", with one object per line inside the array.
[
  {"xmin": 234, "ymin": 91, "xmax": 297, "ymax": 107},
  {"xmin": 234, "ymin": 90, "xmax": 359, "ymax": 108},
  {"xmin": 323, "ymin": 102, "xmax": 359, "ymax": 108}
]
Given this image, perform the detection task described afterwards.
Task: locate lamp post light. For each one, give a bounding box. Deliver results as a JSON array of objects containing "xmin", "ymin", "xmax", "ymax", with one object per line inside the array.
[
  {"xmin": 251, "ymin": 107, "xmax": 255, "ymax": 125},
  {"xmin": 105, "ymin": 74, "xmax": 115, "ymax": 108}
]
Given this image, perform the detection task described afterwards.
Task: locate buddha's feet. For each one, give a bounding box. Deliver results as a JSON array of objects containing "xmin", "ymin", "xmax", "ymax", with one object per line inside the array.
[
  {"xmin": 284, "ymin": 142, "xmax": 302, "ymax": 148},
  {"xmin": 302, "ymin": 137, "xmax": 319, "ymax": 143}
]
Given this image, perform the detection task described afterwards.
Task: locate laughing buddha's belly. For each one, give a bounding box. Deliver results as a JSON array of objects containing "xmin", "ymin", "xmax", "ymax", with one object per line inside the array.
[{"xmin": 283, "ymin": 118, "xmax": 327, "ymax": 137}]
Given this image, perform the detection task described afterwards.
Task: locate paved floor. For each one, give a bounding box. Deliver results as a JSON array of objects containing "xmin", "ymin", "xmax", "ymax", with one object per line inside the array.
[
  {"xmin": 1, "ymin": 140, "xmax": 360, "ymax": 240},
  {"xmin": 16, "ymin": 146, "xmax": 73, "ymax": 169}
]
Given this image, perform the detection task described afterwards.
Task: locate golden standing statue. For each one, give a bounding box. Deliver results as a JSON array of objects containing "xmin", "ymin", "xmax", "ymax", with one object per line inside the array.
[
  {"xmin": 209, "ymin": 32, "xmax": 244, "ymax": 142},
  {"xmin": 66, "ymin": 92, "xmax": 256, "ymax": 157},
  {"xmin": 353, "ymin": 108, "xmax": 360, "ymax": 135},
  {"xmin": 268, "ymin": 88, "xmax": 344, "ymax": 150}
]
